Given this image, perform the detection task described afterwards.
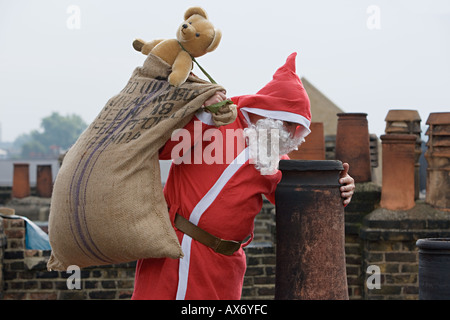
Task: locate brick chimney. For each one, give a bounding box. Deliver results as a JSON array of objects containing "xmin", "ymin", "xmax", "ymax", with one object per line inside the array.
[
  {"xmin": 380, "ymin": 134, "xmax": 417, "ymax": 210},
  {"xmin": 288, "ymin": 122, "xmax": 325, "ymax": 160},
  {"xmin": 12, "ymin": 163, "xmax": 30, "ymax": 199},
  {"xmin": 275, "ymin": 160, "xmax": 348, "ymax": 300},
  {"xmin": 335, "ymin": 113, "xmax": 372, "ymax": 183},
  {"xmin": 385, "ymin": 109, "xmax": 422, "ymax": 199},
  {"xmin": 425, "ymin": 112, "xmax": 450, "ymax": 210}
]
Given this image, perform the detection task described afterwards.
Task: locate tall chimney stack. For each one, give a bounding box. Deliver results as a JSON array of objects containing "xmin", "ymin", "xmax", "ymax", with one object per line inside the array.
[
  {"xmin": 384, "ymin": 109, "xmax": 422, "ymax": 199},
  {"xmin": 425, "ymin": 112, "xmax": 450, "ymax": 210}
]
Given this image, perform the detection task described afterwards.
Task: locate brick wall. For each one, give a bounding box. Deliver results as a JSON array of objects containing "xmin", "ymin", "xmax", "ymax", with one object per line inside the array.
[
  {"xmin": 252, "ymin": 198, "xmax": 276, "ymax": 244},
  {"xmin": 345, "ymin": 233, "xmax": 364, "ymax": 299},
  {"xmin": 0, "ymin": 208, "xmax": 276, "ymax": 300},
  {"xmin": 3, "ymin": 188, "xmax": 450, "ymax": 300},
  {"xmin": 242, "ymin": 245, "xmax": 276, "ymax": 300},
  {"xmin": 241, "ymin": 198, "xmax": 277, "ymax": 300},
  {"xmin": 1, "ymin": 216, "xmax": 136, "ymax": 299},
  {"xmin": 344, "ymin": 181, "xmax": 382, "ymax": 299},
  {"xmin": 0, "ymin": 217, "xmax": 6, "ymax": 299},
  {"xmin": 360, "ymin": 201, "xmax": 450, "ymax": 299},
  {"xmin": 362, "ymin": 239, "xmax": 419, "ymax": 299}
]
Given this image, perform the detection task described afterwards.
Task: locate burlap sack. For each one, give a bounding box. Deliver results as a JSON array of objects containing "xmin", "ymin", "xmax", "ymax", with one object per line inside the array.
[{"xmin": 47, "ymin": 53, "xmax": 225, "ymax": 270}]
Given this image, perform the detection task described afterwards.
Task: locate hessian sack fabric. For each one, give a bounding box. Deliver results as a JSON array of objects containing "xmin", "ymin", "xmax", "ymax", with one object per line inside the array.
[{"xmin": 47, "ymin": 53, "xmax": 224, "ymax": 270}]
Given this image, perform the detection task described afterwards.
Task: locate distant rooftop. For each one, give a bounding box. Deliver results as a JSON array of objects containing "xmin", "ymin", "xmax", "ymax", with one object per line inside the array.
[{"xmin": 301, "ymin": 77, "xmax": 344, "ymax": 136}]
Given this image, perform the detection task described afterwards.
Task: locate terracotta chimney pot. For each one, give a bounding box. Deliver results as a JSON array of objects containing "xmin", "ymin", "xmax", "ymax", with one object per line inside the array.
[
  {"xmin": 36, "ymin": 165, "xmax": 53, "ymax": 198},
  {"xmin": 335, "ymin": 113, "xmax": 372, "ymax": 183},
  {"xmin": 12, "ymin": 163, "xmax": 30, "ymax": 199},
  {"xmin": 380, "ymin": 134, "xmax": 416, "ymax": 210},
  {"xmin": 385, "ymin": 109, "xmax": 421, "ymax": 134}
]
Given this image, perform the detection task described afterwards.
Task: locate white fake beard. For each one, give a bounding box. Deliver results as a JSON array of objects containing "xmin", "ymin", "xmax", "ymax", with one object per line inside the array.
[{"xmin": 243, "ymin": 118, "xmax": 305, "ymax": 175}]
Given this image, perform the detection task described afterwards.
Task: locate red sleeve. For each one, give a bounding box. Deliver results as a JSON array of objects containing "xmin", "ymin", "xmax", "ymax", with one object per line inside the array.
[
  {"xmin": 264, "ymin": 192, "xmax": 276, "ymax": 205},
  {"xmin": 263, "ymin": 171, "xmax": 282, "ymax": 205}
]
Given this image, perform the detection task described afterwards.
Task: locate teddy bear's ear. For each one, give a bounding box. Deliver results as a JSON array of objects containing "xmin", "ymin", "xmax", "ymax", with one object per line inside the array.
[
  {"xmin": 184, "ymin": 7, "xmax": 208, "ymax": 20},
  {"xmin": 206, "ymin": 29, "xmax": 222, "ymax": 53}
]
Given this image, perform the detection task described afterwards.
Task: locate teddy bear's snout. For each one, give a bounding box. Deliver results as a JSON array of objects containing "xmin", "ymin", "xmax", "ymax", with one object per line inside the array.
[
  {"xmin": 182, "ymin": 24, "xmax": 195, "ymax": 32},
  {"xmin": 180, "ymin": 23, "xmax": 197, "ymax": 39}
]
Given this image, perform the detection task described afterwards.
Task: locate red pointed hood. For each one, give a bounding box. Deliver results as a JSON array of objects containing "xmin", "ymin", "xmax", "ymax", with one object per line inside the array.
[{"xmin": 231, "ymin": 52, "xmax": 311, "ymax": 136}]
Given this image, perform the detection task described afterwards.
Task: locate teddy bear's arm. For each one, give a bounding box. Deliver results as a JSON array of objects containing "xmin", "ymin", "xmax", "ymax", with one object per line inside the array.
[
  {"xmin": 133, "ymin": 39, "xmax": 165, "ymax": 55},
  {"xmin": 168, "ymin": 50, "xmax": 194, "ymax": 87}
]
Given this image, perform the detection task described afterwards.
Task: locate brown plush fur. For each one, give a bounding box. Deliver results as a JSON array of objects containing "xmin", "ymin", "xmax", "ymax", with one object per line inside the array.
[{"xmin": 133, "ymin": 7, "xmax": 222, "ymax": 87}]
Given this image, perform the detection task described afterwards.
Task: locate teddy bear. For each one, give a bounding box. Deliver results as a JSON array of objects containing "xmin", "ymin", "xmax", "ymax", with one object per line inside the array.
[
  {"xmin": 132, "ymin": 6, "xmax": 237, "ymax": 126},
  {"xmin": 133, "ymin": 6, "xmax": 222, "ymax": 87}
]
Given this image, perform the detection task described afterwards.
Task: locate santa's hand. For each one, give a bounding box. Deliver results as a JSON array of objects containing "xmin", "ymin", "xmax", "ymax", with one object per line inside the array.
[
  {"xmin": 339, "ymin": 162, "xmax": 355, "ymax": 207},
  {"xmin": 203, "ymin": 91, "xmax": 237, "ymax": 127},
  {"xmin": 203, "ymin": 91, "xmax": 226, "ymax": 107}
]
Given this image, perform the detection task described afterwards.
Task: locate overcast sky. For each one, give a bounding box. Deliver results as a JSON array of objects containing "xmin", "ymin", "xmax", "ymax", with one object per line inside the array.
[{"xmin": 0, "ymin": 0, "xmax": 449, "ymax": 142}]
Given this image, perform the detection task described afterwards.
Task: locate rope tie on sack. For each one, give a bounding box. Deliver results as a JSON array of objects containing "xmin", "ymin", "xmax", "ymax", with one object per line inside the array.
[{"xmin": 178, "ymin": 41, "xmax": 234, "ymax": 114}]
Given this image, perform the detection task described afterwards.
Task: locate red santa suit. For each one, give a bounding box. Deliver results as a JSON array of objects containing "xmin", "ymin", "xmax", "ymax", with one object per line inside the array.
[{"xmin": 132, "ymin": 52, "xmax": 311, "ymax": 300}]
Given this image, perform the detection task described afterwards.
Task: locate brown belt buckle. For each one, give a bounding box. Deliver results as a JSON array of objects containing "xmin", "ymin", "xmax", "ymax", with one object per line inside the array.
[{"xmin": 214, "ymin": 239, "xmax": 242, "ymax": 256}]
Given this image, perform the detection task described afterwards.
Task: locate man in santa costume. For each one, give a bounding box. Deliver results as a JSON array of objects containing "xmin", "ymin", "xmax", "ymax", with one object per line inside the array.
[{"xmin": 132, "ymin": 52, "xmax": 355, "ymax": 300}]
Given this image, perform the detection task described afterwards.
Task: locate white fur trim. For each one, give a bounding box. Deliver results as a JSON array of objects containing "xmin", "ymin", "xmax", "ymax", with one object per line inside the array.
[{"xmin": 240, "ymin": 107, "xmax": 311, "ymax": 135}]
